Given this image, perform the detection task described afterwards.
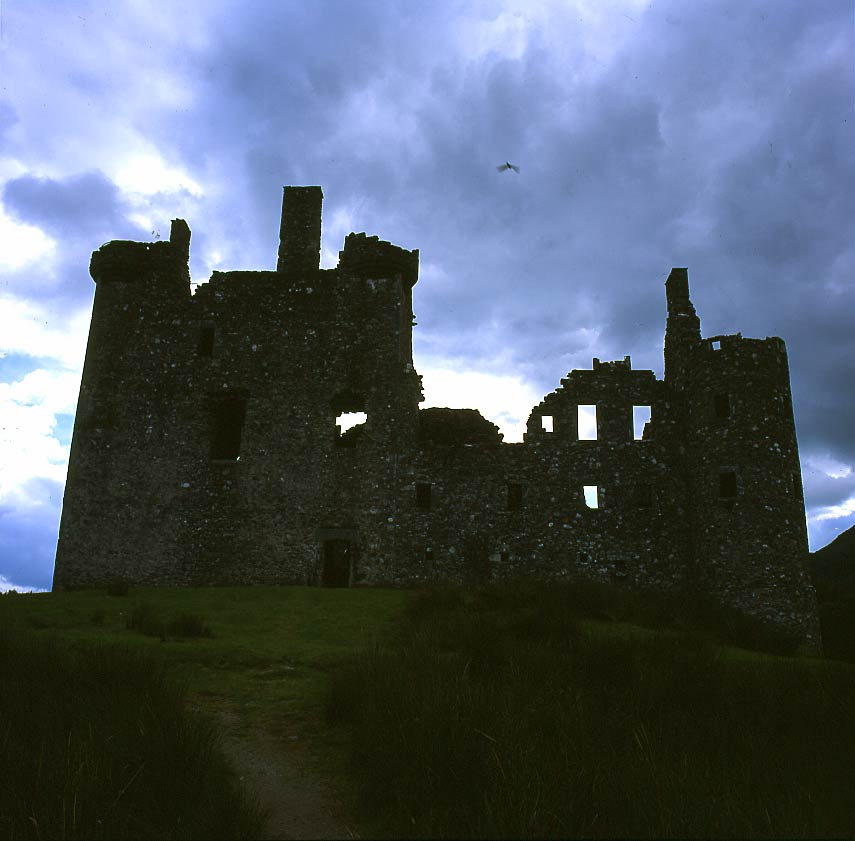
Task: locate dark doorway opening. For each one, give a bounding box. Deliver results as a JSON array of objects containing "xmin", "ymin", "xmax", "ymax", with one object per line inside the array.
[{"xmin": 322, "ymin": 540, "xmax": 352, "ymax": 587}]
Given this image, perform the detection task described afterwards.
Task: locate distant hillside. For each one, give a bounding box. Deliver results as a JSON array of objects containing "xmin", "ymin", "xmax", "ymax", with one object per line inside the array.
[
  {"xmin": 811, "ymin": 523, "xmax": 855, "ymax": 596},
  {"xmin": 810, "ymin": 523, "xmax": 855, "ymax": 662}
]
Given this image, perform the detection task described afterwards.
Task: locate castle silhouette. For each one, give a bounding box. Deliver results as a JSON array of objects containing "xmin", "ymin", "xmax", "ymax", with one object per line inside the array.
[{"xmin": 53, "ymin": 186, "xmax": 821, "ymax": 649}]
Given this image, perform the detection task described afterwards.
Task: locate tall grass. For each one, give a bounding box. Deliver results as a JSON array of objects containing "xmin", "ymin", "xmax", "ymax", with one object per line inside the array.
[
  {"xmin": 0, "ymin": 629, "xmax": 262, "ymax": 840},
  {"xmin": 327, "ymin": 582, "xmax": 855, "ymax": 839},
  {"xmin": 125, "ymin": 601, "xmax": 213, "ymax": 640}
]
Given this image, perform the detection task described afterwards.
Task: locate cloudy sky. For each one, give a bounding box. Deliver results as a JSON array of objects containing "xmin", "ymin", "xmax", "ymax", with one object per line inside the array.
[{"xmin": 1, "ymin": 0, "xmax": 852, "ymax": 591}]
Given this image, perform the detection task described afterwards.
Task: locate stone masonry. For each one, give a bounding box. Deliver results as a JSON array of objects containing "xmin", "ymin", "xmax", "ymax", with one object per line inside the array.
[{"xmin": 53, "ymin": 186, "xmax": 821, "ymax": 649}]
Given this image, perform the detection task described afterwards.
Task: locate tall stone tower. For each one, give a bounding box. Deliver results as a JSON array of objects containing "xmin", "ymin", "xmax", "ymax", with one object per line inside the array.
[{"xmin": 662, "ymin": 268, "xmax": 819, "ymax": 643}]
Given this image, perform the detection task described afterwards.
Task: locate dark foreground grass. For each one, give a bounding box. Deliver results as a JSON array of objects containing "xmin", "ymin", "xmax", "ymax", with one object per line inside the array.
[
  {"xmin": 327, "ymin": 582, "xmax": 855, "ymax": 839},
  {"xmin": 0, "ymin": 629, "xmax": 263, "ymax": 840},
  {"xmin": 0, "ymin": 584, "xmax": 411, "ymax": 838}
]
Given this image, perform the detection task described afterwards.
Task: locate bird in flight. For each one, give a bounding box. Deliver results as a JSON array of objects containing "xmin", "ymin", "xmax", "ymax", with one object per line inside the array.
[{"xmin": 496, "ymin": 161, "xmax": 520, "ymax": 173}]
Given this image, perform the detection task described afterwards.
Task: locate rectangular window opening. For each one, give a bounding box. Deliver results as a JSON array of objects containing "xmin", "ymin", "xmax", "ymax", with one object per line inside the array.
[
  {"xmin": 424, "ymin": 547, "xmax": 434, "ymax": 561},
  {"xmin": 714, "ymin": 393, "xmax": 731, "ymax": 419},
  {"xmin": 500, "ymin": 550, "xmax": 510, "ymax": 563},
  {"xmin": 632, "ymin": 405, "xmax": 651, "ymax": 440},
  {"xmin": 541, "ymin": 415, "xmax": 554, "ymax": 433},
  {"xmin": 636, "ymin": 484, "xmax": 653, "ymax": 508},
  {"xmin": 416, "ymin": 482, "xmax": 432, "ymax": 509},
  {"xmin": 711, "ymin": 339, "xmax": 722, "ymax": 351},
  {"xmin": 578, "ymin": 405, "xmax": 597, "ymax": 440},
  {"xmin": 718, "ymin": 470, "xmax": 738, "ymax": 499},
  {"xmin": 335, "ymin": 411, "xmax": 367, "ymax": 447},
  {"xmin": 197, "ymin": 326, "xmax": 215, "ymax": 357},
  {"xmin": 583, "ymin": 485, "xmax": 599, "ymax": 509},
  {"xmin": 507, "ymin": 483, "xmax": 523, "ymax": 511},
  {"xmin": 211, "ymin": 396, "xmax": 247, "ymax": 461}
]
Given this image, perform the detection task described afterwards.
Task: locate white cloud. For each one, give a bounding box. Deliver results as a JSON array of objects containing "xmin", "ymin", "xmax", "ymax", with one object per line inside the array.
[
  {"xmin": 802, "ymin": 453, "xmax": 855, "ymax": 549},
  {"xmin": 0, "ymin": 297, "xmax": 90, "ymax": 370},
  {"xmin": 803, "ymin": 454, "xmax": 852, "ymax": 481},
  {"xmin": 0, "ymin": 206, "xmax": 56, "ymax": 270},
  {"xmin": 0, "ymin": 368, "xmax": 80, "ymax": 500},
  {"xmin": 810, "ymin": 497, "xmax": 855, "ymax": 524},
  {"xmin": 0, "ymin": 299, "xmax": 85, "ymax": 515},
  {"xmin": 420, "ymin": 366, "xmax": 541, "ymax": 442},
  {"xmin": 113, "ymin": 153, "xmax": 203, "ymax": 198},
  {"xmin": 0, "ymin": 575, "xmax": 48, "ymax": 594}
]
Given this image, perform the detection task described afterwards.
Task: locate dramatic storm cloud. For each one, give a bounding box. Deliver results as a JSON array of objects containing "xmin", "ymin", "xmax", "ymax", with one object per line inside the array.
[{"xmin": 1, "ymin": 0, "xmax": 852, "ymax": 589}]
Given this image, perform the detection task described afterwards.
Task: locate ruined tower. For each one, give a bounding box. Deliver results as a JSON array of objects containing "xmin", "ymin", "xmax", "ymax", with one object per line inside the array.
[
  {"xmin": 662, "ymin": 269, "xmax": 817, "ymax": 638},
  {"xmin": 53, "ymin": 188, "xmax": 820, "ymax": 649}
]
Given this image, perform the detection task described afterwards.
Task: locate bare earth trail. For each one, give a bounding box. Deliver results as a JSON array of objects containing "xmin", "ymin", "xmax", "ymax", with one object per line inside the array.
[{"xmin": 213, "ymin": 708, "xmax": 361, "ymax": 840}]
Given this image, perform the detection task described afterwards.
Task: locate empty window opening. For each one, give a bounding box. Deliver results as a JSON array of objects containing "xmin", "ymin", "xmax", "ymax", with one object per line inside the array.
[
  {"xmin": 718, "ymin": 470, "xmax": 738, "ymax": 499},
  {"xmin": 331, "ymin": 391, "xmax": 367, "ymax": 447},
  {"xmin": 416, "ymin": 482, "xmax": 432, "ymax": 509},
  {"xmin": 337, "ymin": 411, "xmax": 367, "ymax": 433},
  {"xmin": 541, "ymin": 415, "xmax": 554, "ymax": 433},
  {"xmin": 507, "ymin": 483, "xmax": 524, "ymax": 511},
  {"xmin": 210, "ymin": 396, "xmax": 247, "ymax": 460},
  {"xmin": 500, "ymin": 550, "xmax": 510, "ymax": 563},
  {"xmin": 632, "ymin": 405, "xmax": 651, "ymax": 440},
  {"xmin": 424, "ymin": 547, "xmax": 434, "ymax": 561},
  {"xmin": 714, "ymin": 393, "xmax": 731, "ymax": 419},
  {"xmin": 197, "ymin": 326, "xmax": 215, "ymax": 357},
  {"xmin": 636, "ymin": 484, "xmax": 653, "ymax": 508},
  {"xmin": 578, "ymin": 405, "xmax": 597, "ymax": 440},
  {"xmin": 335, "ymin": 411, "xmax": 367, "ymax": 447},
  {"xmin": 583, "ymin": 485, "xmax": 599, "ymax": 509},
  {"xmin": 711, "ymin": 339, "xmax": 722, "ymax": 351},
  {"xmin": 321, "ymin": 540, "xmax": 351, "ymax": 587}
]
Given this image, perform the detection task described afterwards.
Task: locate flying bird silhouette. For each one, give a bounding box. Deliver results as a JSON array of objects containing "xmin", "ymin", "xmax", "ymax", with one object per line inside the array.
[{"xmin": 496, "ymin": 161, "xmax": 520, "ymax": 173}]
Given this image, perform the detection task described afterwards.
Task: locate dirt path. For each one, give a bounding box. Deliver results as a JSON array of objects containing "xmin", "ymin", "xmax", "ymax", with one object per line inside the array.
[{"xmin": 215, "ymin": 711, "xmax": 360, "ymax": 840}]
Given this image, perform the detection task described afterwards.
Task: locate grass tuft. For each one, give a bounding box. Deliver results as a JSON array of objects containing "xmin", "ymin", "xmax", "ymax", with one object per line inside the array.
[
  {"xmin": 0, "ymin": 630, "xmax": 262, "ymax": 840},
  {"xmin": 167, "ymin": 612, "xmax": 213, "ymax": 638},
  {"xmin": 126, "ymin": 602, "xmax": 213, "ymax": 641},
  {"xmin": 126, "ymin": 601, "xmax": 167, "ymax": 640}
]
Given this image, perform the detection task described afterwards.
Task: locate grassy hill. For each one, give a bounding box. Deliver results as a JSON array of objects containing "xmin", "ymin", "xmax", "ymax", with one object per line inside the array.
[
  {"xmin": 811, "ymin": 523, "xmax": 855, "ymax": 662},
  {"xmin": 3, "ymin": 581, "xmax": 855, "ymax": 839},
  {"xmin": 812, "ymin": 522, "xmax": 855, "ymax": 593}
]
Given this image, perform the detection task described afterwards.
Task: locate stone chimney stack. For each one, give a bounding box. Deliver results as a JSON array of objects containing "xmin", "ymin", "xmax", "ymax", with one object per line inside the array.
[
  {"xmin": 277, "ymin": 186, "xmax": 323, "ymax": 275},
  {"xmin": 664, "ymin": 267, "xmax": 701, "ymax": 388}
]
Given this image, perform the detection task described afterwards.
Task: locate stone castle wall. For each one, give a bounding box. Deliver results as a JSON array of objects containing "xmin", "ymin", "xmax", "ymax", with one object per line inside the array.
[{"xmin": 53, "ymin": 186, "xmax": 821, "ymax": 649}]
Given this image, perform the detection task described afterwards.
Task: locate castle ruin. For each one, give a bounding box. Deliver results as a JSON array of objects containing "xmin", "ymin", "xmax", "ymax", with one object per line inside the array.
[{"xmin": 53, "ymin": 186, "xmax": 821, "ymax": 648}]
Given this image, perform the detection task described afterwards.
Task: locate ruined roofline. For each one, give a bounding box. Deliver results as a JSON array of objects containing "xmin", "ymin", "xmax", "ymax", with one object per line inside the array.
[
  {"xmin": 275, "ymin": 186, "xmax": 419, "ymax": 285},
  {"xmin": 89, "ymin": 219, "xmax": 191, "ymax": 286},
  {"xmin": 338, "ymin": 231, "xmax": 419, "ymax": 286}
]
